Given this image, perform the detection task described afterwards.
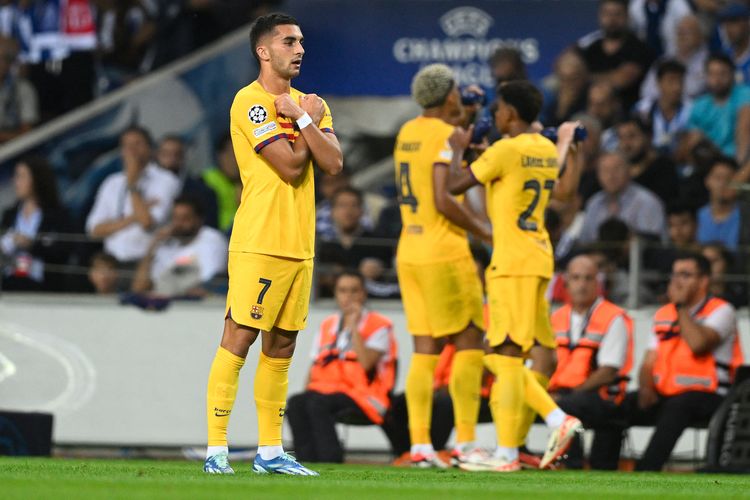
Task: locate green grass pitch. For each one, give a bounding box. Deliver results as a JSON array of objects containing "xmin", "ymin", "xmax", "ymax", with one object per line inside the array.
[{"xmin": 2, "ymin": 457, "xmax": 750, "ymax": 499}]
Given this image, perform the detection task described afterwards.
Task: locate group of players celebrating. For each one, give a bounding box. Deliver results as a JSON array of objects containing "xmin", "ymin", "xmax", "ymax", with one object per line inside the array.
[{"xmin": 203, "ymin": 12, "xmax": 586, "ymax": 475}]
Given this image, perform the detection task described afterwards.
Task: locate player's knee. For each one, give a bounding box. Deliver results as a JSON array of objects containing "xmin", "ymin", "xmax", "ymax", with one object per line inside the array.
[
  {"xmin": 220, "ymin": 318, "xmax": 259, "ymax": 357},
  {"xmin": 262, "ymin": 327, "xmax": 298, "ymax": 358}
]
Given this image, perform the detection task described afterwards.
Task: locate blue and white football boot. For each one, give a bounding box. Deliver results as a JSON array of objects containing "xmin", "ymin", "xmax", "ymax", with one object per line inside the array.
[
  {"xmin": 203, "ymin": 451, "xmax": 235, "ymax": 474},
  {"xmin": 252, "ymin": 453, "xmax": 319, "ymax": 476}
]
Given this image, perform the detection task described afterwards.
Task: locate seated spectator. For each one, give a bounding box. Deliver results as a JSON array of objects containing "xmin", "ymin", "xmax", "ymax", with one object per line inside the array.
[
  {"xmin": 715, "ymin": 3, "xmax": 750, "ymax": 85},
  {"xmin": 540, "ymin": 48, "xmax": 590, "ymax": 127},
  {"xmin": 199, "ymin": 133, "xmax": 239, "ymax": 233},
  {"xmin": 316, "ymin": 169, "xmax": 374, "ymax": 241},
  {"xmin": 579, "ymin": 152, "xmax": 666, "ymax": 243},
  {"xmin": 549, "ymin": 255, "xmax": 634, "ymax": 470},
  {"xmin": 87, "ymin": 252, "xmax": 119, "ymax": 294},
  {"xmin": 317, "ymin": 187, "xmax": 393, "ymax": 296},
  {"xmin": 702, "ymin": 242, "xmax": 747, "ymax": 307},
  {"xmin": 635, "ymin": 60, "xmax": 693, "ymax": 155},
  {"xmin": 602, "ymin": 252, "xmax": 743, "ymax": 471},
  {"xmin": 645, "ymin": 202, "xmax": 700, "ymax": 277},
  {"xmin": 687, "ymin": 54, "xmax": 750, "ymax": 160},
  {"xmin": 578, "ymin": 0, "xmax": 654, "ymax": 109},
  {"xmin": 86, "ymin": 126, "xmax": 180, "ymax": 265},
  {"xmin": 628, "ymin": 0, "xmax": 693, "ymax": 57},
  {"xmin": 157, "ymin": 134, "xmax": 219, "ymax": 228},
  {"xmin": 0, "ymin": 37, "xmax": 38, "ymax": 143},
  {"xmin": 1, "ymin": 156, "xmax": 71, "ymax": 291},
  {"xmin": 130, "ymin": 195, "xmax": 227, "ymax": 297},
  {"xmin": 697, "ymin": 156, "xmax": 749, "ymax": 251},
  {"xmin": 286, "ymin": 271, "xmax": 397, "ymax": 464},
  {"xmin": 640, "ymin": 15, "xmax": 708, "ymax": 102},
  {"xmin": 616, "ymin": 116, "xmax": 680, "ymax": 203},
  {"xmin": 582, "ymin": 81, "xmax": 622, "ymax": 153}
]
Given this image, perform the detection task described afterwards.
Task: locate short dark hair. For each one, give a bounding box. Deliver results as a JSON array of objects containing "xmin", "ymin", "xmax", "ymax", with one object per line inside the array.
[
  {"xmin": 708, "ymin": 155, "xmax": 740, "ymax": 173},
  {"xmin": 159, "ymin": 134, "xmax": 184, "ymax": 147},
  {"xmin": 666, "ymin": 201, "xmax": 697, "ymax": 219},
  {"xmin": 331, "ymin": 186, "xmax": 363, "ymax": 207},
  {"xmin": 173, "ymin": 193, "xmax": 205, "ymax": 219},
  {"xmin": 656, "ymin": 59, "xmax": 687, "ymax": 80},
  {"xmin": 598, "ymin": 217, "xmax": 630, "ymax": 242},
  {"xmin": 121, "ymin": 125, "xmax": 153, "ymax": 147},
  {"xmin": 497, "ymin": 80, "xmax": 543, "ymax": 124},
  {"xmin": 618, "ymin": 115, "xmax": 653, "ymax": 137},
  {"xmin": 334, "ymin": 269, "xmax": 365, "ymax": 289},
  {"xmin": 706, "ymin": 52, "xmax": 736, "ymax": 72},
  {"xmin": 90, "ymin": 252, "xmax": 118, "ymax": 268},
  {"xmin": 673, "ymin": 251, "xmax": 712, "ymax": 276},
  {"xmin": 249, "ymin": 13, "xmax": 299, "ymax": 62}
]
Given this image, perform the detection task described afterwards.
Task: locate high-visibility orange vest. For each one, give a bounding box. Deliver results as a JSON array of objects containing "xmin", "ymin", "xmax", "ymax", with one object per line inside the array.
[
  {"xmin": 307, "ymin": 310, "xmax": 397, "ymax": 424},
  {"xmin": 549, "ymin": 299, "xmax": 634, "ymax": 404},
  {"xmin": 652, "ymin": 297, "xmax": 744, "ymax": 397}
]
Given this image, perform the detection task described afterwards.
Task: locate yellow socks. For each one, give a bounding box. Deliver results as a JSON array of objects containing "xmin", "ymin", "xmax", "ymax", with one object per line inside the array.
[
  {"xmin": 206, "ymin": 347, "xmax": 245, "ymax": 446},
  {"xmin": 485, "ymin": 354, "xmax": 524, "ymax": 448},
  {"xmin": 449, "ymin": 349, "xmax": 484, "ymax": 444},
  {"xmin": 255, "ymin": 352, "xmax": 292, "ymax": 446},
  {"xmin": 523, "ymin": 367, "xmax": 558, "ymax": 420},
  {"xmin": 406, "ymin": 353, "xmax": 439, "ymax": 446},
  {"xmin": 515, "ymin": 371, "xmax": 550, "ymax": 447}
]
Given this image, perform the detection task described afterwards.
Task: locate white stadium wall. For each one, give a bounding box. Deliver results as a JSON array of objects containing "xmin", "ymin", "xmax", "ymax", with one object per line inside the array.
[{"xmin": 1, "ymin": 294, "xmax": 748, "ymax": 456}]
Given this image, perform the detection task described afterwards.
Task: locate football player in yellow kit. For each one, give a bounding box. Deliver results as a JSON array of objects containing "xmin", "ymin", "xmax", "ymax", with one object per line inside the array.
[
  {"xmin": 204, "ymin": 13, "xmax": 342, "ymax": 476},
  {"xmin": 395, "ymin": 64, "xmax": 492, "ymax": 467},
  {"xmin": 447, "ymin": 80, "xmax": 584, "ymax": 472}
]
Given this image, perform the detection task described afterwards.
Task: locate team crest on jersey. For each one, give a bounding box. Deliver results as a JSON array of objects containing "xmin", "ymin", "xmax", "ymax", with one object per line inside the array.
[
  {"xmin": 248, "ymin": 105, "xmax": 268, "ymax": 124},
  {"xmin": 251, "ymin": 305, "xmax": 264, "ymax": 320}
]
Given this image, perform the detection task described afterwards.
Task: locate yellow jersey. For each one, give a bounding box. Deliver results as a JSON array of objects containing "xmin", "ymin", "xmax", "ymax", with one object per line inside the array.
[
  {"xmin": 470, "ymin": 133, "xmax": 558, "ymax": 278},
  {"xmin": 228, "ymin": 80, "xmax": 334, "ymax": 260},
  {"xmin": 394, "ymin": 116, "xmax": 471, "ymax": 264}
]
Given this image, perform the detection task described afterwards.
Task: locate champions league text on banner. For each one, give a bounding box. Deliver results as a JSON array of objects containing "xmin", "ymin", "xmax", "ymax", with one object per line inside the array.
[{"xmin": 285, "ymin": 0, "xmax": 598, "ymax": 96}]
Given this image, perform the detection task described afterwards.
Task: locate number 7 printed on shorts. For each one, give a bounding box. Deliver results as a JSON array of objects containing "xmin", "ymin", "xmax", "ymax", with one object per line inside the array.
[{"xmin": 251, "ymin": 278, "xmax": 272, "ymax": 320}]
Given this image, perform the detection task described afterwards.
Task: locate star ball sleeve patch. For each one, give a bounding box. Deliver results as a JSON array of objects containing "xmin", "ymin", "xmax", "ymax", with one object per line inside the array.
[{"xmin": 248, "ymin": 104, "xmax": 269, "ymax": 124}]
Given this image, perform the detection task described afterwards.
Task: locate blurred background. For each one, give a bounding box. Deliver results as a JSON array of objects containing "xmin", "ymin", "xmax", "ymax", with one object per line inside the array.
[{"xmin": 0, "ymin": 0, "xmax": 748, "ymax": 465}]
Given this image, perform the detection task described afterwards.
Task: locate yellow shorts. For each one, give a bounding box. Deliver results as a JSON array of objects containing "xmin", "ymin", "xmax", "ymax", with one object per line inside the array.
[
  {"xmin": 225, "ymin": 251, "xmax": 313, "ymax": 332},
  {"xmin": 397, "ymin": 255, "xmax": 485, "ymax": 337},
  {"xmin": 486, "ymin": 275, "xmax": 554, "ymax": 351}
]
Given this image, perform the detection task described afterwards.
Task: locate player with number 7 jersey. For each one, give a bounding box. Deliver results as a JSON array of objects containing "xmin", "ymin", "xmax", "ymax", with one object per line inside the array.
[{"xmin": 394, "ymin": 64, "xmax": 492, "ymax": 468}]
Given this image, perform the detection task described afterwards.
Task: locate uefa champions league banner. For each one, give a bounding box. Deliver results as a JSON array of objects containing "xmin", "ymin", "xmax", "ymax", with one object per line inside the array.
[{"xmin": 285, "ymin": 0, "xmax": 598, "ymax": 96}]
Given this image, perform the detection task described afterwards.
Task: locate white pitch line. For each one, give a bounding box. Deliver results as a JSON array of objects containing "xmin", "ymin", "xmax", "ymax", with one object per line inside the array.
[{"xmin": 0, "ymin": 350, "xmax": 17, "ymax": 383}]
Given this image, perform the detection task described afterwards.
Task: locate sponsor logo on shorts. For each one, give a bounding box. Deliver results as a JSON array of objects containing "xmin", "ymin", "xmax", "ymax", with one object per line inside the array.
[{"xmin": 251, "ymin": 304, "xmax": 264, "ymax": 320}]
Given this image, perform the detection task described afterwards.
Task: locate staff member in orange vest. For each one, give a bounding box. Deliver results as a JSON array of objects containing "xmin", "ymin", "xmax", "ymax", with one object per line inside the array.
[
  {"xmin": 620, "ymin": 252, "xmax": 743, "ymax": 471},
  {"xmin": 286, "ymin": 270, "xmax": 397, "ymax": 463},
  {"xmin": 549, "ymin": 254, "xmax": 634, "ymax": 470}
]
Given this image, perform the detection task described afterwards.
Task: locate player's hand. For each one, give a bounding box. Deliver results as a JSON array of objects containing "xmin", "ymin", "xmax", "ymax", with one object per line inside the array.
[
  {"xmin": 274, "ymin": 94, "xmax": 305, "ymax": 121},
  {"xmin": 638, "ymin": 386, "xmax": 659, "ymax": 409},
  {"xmin": 530, "ymin": 121, "xmax": 544, "ymax": 133},
  {"xmin": 556, "ymin": 121, "xmax": 581, "ymax": 148},
  {"xmin": 448, "ymin": 126, "xmax": 472, "ymax": 152},
  {"xmin": 300, "ymin": 93, "xmax": 325, "ymax": 125},
  {"xmin": 469, "ymin": 136, "xmax": 490, "ymax": 155}
]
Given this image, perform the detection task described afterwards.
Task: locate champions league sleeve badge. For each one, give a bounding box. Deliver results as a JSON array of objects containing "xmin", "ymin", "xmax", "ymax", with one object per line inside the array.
[{"xmin": 248, "ymin": 105, "xmax": 269, "ymax": 124}]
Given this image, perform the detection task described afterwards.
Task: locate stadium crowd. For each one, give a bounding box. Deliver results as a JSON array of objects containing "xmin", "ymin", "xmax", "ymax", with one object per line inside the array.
[{"xmin": 3, "ymin": 0, "xmax": 749, "ymax": 308}]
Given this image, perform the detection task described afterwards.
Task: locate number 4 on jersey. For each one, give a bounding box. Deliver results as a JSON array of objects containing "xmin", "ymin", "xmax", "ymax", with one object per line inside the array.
[{"xmin": 398, "ymin": 162, "xmax": 418, "ymax": 213}]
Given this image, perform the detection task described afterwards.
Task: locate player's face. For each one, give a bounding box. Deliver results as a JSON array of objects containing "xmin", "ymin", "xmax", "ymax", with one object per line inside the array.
[
  {"xmin": 334, "ymin": 276, "xmax": 366, "ymax": 311},
  {"xmin": 565, "ymin": 257, "xmax": 599, "ymax": 309},
  {"xmin": 264, "ymin": 24, "xmax": 305, "ymax": 79},
  {"xmin": 494, "ymin": 98, "xmax": 512, "ymax": 134}
]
